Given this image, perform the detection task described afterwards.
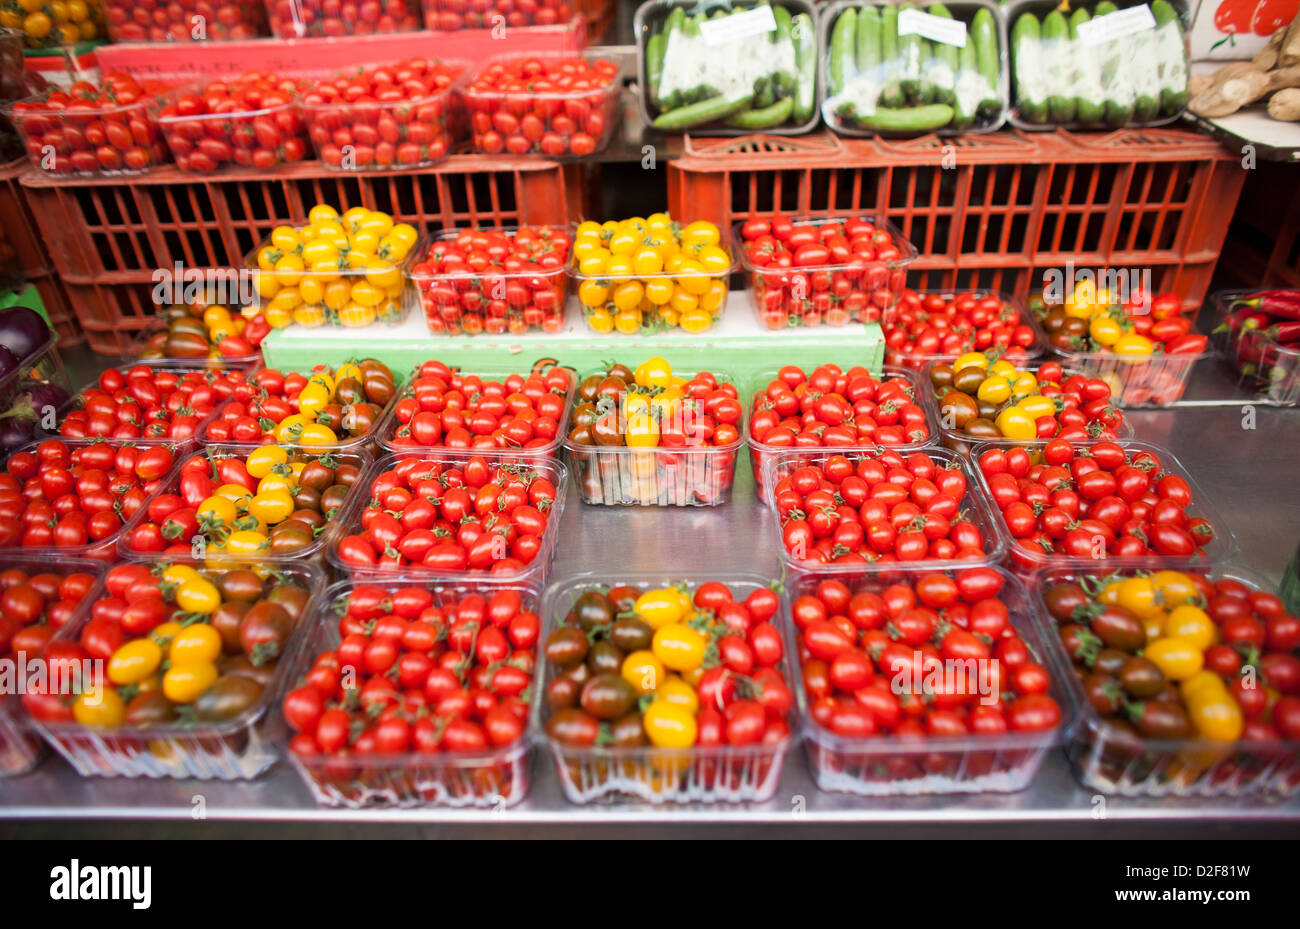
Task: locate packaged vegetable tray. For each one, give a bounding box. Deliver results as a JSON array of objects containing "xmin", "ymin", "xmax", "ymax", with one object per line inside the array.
[
  {"xmin": 1211, "ymin": 289, "xmax": 1300, "ymax": 407},
  {"xmin": 820, "ymin": 0, "xmax": 1008, "ymax": 136},
  {"xmin": 636, "ymin": 0, "xmax": 820, "ymax": 135},
  {"xmin": 1007, "ymin": 0, "xmax": 1189, "ymax": 130}
]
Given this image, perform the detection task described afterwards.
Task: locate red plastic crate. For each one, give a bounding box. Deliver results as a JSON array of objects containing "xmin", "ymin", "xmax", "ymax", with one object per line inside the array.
[{"xmin": 667, "ymin": 127, "xmax": 1244, "ymax": 315}]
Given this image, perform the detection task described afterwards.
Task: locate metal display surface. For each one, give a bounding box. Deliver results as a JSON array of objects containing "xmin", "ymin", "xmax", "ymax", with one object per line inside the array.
[{"xmin": 1, "ymin": 359, "xmax": 1298, "ymax": 830}]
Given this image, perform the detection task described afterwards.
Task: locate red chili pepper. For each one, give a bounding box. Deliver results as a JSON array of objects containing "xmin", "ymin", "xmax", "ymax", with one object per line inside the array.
[
  {"xmin": 1232, "ymin": 290, "xmax": 1300, "ymax": 321},
  {"xmin": 1266, "ymin": 321, "xmax": 1300, "ymax": 345}
]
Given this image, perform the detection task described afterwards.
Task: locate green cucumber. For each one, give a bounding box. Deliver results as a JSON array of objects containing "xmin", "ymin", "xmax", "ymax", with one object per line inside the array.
[
  {"xmin": 952, "ymin": 31, "xmax": 979, "ymax": 128},
  {"xmin": 1068, "ymin": 9, "xmax": 1105, "ymax": 124},
  {"xmin": 1130, "ymin": 4, "xmax": 1160, "ymax": 122},
  {"xmin": 792, "ymin": 12, "xmax": 816, "ymax": 124},
  {"xmin": 646, "ymin": 31, "xmax": 667, "ymax": 108},
  {"xmin": 898, "ymin": 3, "xmax": 923, "ymax": 98},
  {"xmin": 880, "ymin": 4, "xmax": 904, "ymax": 107},
  {"xmin": 970, "ymin": 6, "xmax": 1000, "ymax": 117},
  {"xmin": 772, "ymin": 4, "xmax": 797, "ymax": 98},
  {"xmin": 829, "ymin": 6, "xmax": 857, "ymax": 97},
  {"xmin": 653, "ymin": 91, "xmax": 754, "ymax": 130},
  {"xmin": 927, "ymin": 4, "xmax": 959, "ymax": 105},
  {"xmin": 1152, "ymin": 0, "xmax": 1188, "ymax": 114},
  {"xmin": 856, "ymin": 5, "xmax": 882, "ymax": 80},
  {"xmin": 854, "ymin": 102, "xmax": 954, "ymax": 132},
  {"xmin": 1043, "ymin": 10, "xmax": 1074, "ymax": 124},
  {"xmin": 1095, "ymin": 1, "xmax": 1134, "ymax": 126},
  {"xmin": 726, "ymin": 96, "xmax": 796, "ymax": 129},
  {"xmin": 1012, "ymin": 13, "xmax": 1047, "ymax": 124}
]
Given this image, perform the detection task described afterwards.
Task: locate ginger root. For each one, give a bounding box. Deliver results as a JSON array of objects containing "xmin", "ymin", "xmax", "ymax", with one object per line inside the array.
[
  {"xmin": 1268, "ymin": 87, "xmax": 1300, "ymax": 121},
  {"xmin": 1188, "ymin": 64, "xmax": 1272, "ymax": 117}
]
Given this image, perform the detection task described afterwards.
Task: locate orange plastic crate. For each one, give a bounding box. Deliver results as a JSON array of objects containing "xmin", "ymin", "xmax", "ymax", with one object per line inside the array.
[{"xmin": 668, "ymin": 127, "xmax": 1244, "ymax": 315}]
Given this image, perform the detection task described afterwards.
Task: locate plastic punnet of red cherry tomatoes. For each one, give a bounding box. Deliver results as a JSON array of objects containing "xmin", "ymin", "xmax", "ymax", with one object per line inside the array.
[
  {"xmin": 425, "ymin": 0, "xmax": 575, "ymax": 30},
  {"xmin": 22, "ymin": 562, "xmax": 313, "ymax": 731},
  {"xmin": 794, "ymin": 570, "xmax": 1063, "ymax": 741},
  {"xmin": 931, "ymin": 357, "xmax": 1125, "ymax": 445},
  {"xmin": 301, "ymin": 59, "xmax": 461, "ymax": 170},
  {"xmin": 103, "ymin": 0, "xmax": 268, "ymax": 41},
  {"xmin": 12, "ymin": 72, "xmax": 168, "ymax": 176},
  {"xmin": 54, "ymin": 364, "xmax": 245, "ymax": 443},
  {"xmin": 409, "ymin": 226, "xmax": 572, "ymax": 336},
  {"xmin": 386, "ymin": 361, "xmax": 571, "ymax": 456},
  {"xmin": 883, "ymin": 290, "xmax": 1040, "ymax": 368},
  {"xmin": 125, "ymin": 446, "xmax": 365, "ymax": 560},
  {"xmin": 771, "ymin": 450, "xmax": 995, "ymax": 568},
  {"xmin": 204, "ymin": 361, "xmax": 396, "ymax": 447},
  {"xmin": 737, "ymin": 214, "xmax": 914, "ymax": 330},
  {"xmin": 334, "ymin": 454, "xmax": 561, "ymax": 575},
  {"xmin": 1039, "ymin": 569, "xmax": 1300, "ymax": 746},
  {"xmin": 465, "ymin": 56, "xmax": 620, "ymax": 157},
  {"xmin": 155, "ymin": 71, "xmax": 309, "ymax": 173},
  {"xmin": 978, "ymin": 439, "xmax": 1221, "ymax": 566},
  {"xmin": 0, "ymin": 564, "xmax": 98, "ymax": 670},
  {"xmin": 544, "ymin": 581, "xmax": 793, "ymax": 753},
  {"xmin": 268, "ymin": 0, "xmax": 421, "ymax": 37},
  {"xmin": 283, "ymin": 583, "xmax": 539, "ymax": 765},
  {"xmin": 0, "ymin": 440, "xmax": 177, "ymax": 555}
]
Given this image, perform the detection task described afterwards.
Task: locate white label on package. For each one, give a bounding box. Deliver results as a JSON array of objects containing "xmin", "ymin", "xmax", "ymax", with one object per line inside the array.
[
  {"xmin": 699, "ymin": 5, "xmax": 778, "ymax": 44},
  {"xmin": 1076, "ymin": 5, "xmax": 1157, "ymax": 47},
  {"xmin": 897, "ymin": 8, "xmax": 967, "ymax": 47}
]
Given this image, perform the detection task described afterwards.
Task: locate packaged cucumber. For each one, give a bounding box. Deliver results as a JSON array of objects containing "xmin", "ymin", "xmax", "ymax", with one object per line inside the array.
[
  {"xmin": 1008, "ymin": 0, "xmax": 1189, "ymax": 129},
  {"xmin": 639, "ymin": 0, "xmax": 819, "ymax": 133},
  {"xmin": 821, "ymin": 0, "xmax": 1007, "ymax": 137}
]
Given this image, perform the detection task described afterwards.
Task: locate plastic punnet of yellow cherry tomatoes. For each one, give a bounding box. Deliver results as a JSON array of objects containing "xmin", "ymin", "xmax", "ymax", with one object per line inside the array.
[
  {"xmin": 20, "ymin": 562, "xmax": 315, "ymax": 746},
  {"xmin": 408, "ymin": 226, "xmax": 572, "ymax": 336},
  {"xmin": 121, "ymin": 447, "xmax": 367, "ymax": 563},
  {"xmin": 268, "ymin": 0, "xmax": 421, "ymax": 38},
  {"xmin": 574, "ymin": 215, "xmax": 732, "ymax": 335},
  {"xmin": 251, "ymin": 204, "xmax": 417, "ymax": 330},
  {"xmin": 204, "ymin": 361, "xmax": 397, "ymax": 448},
  {"xmin": 737, "ymin": 214, "xmax": 915, "ymax": 330},
  {"xmin": 102, "ymin": 0, "xmax": 267, "ymax": 42},
  {"xmin": 0, "ymin": 0, "xmax": 104, "ymax": 47},
  {"xmin": 565, "ymin": 357, "xmax": 745, "ymax": 507},
  {"xmin": 465, "ymin": 55, "xmax": 620, "ymax": 158}
]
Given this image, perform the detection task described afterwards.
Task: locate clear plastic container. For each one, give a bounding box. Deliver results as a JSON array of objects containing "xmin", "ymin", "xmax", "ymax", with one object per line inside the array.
[
  {"xmin": 923, "ymin": 359, "xmax": 1136, "ymax": 456},
  {"xmin": 380, "ymin": 367, "xmax": 576, "ymax": 460},
  {"xmin": 115, "ymin": 445, "xmax": 372, "ymax": 563},
  {"xmin": 882, "ymin": 290, "xmax": 1047, "ymax": 370},
  {"xmin": 154, "ymin": 85, "xmax": 309, "ymax": 174},
  {"xmin": 564, "ymin": 368, "xmax": 746, "ymax": 507},
  {"xmin": 300, "ymin": 63, "xmax": 462, "ymax": 171},
  {"xmin": 328, "ymin": 452, "xmax": 569, "ymax": 584},
  {"xmin": 0, "ymin": 334, "xmax": 70, "ymax": 459},
  {"xmin": 266, "ymin": 0, "xmax": 422, "ymax": 37},
  {"xmin": 9, "ymin": 91, "xmax": 167, "ymax": 177},
  {"xmin": 128, "ymin": 321, "xmax": 262, "ymax": 370},
  {"xmin": 636, "ymin": 0, "xmax": 820, "ymax": 136},
  {"xmin": 0, "ymin": 554, "xmax": 105, "ymax": 777},
  {"xmin": 969, "ymin": 438, "xmax": 1239, "ymax": 575},
  {"xmin": 747, "ymin": 364, "xmax": 939, "ymax": 497},
  {"xmin": 104, "ymin": 0, "xmax": 269, "ymax": 41},
  {"xmin": 761, "ymin": 446, "xmax": 1008, "ymax": 573},
  {"xmin": 1210, "ymin": 289, "xmax": 1300, "ymax": 407},
  {"xmin": 819, "ymin": 0, "xmax": 1009, "ymax": 138},
  {"xmin": 463, "ymin": 53, "xmax": 621, "ymax": 158},
  {"xmin": 789, "ymin": 564, "xmax": 1075, "ymax": 794},
  {"xmin": 30, "ymin": 560, "xmax": 325, "ymax": 779},
  {"xmin": 536, "ymin": 572, "xmax": 798, "ymax": 804},
  {"xmin": 1030, "ymin": 564, "xmax": 1298, "ymax": 797},
  {"xmin": 282, "ymin": 576, "xmax": 542, "ymax": 808},
  {"xmin": 733, "ymin": 214, "xmax": 917, "ymax": 331},
  {"xmin": 407, "ymin": 228, "xmax": 570, "ymax": 336}
]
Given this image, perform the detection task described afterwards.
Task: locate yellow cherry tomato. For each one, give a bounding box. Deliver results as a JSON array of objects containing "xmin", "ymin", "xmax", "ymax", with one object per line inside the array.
[
  {"xmin": 669, "ymin": 287, "xmax": 699, "ymax": 314},
  {"xmin": 652, "ymin": 623, "xmax": 708, "ymax": 672},
  {"xmin": 270, "ymin": 225, "xmax": 302, "ymax": 251},
  {"xmin": 151, "ymin": 621, "xmax": 183, "ymax": 645},
  {"xmin": 168, "ymin": 623, "xmax": 223, "ymax": 665},
  {"xmin": 108, "ymin": 639, "xmax": 163, "ymax": 685},
  {"xmin": 1113, "ymin": 333, "xmax": 1155, "ymax": 358},
  {"xmin": 586, "ymin": 309, "xmax": 614, "ymax": 333},
  {"xmin": 73, "ymin": 688, "xmax": 126, "ymax": 727},
  {"xmin": 634, "ymin": 588, "xmax": 684, "ymax": 629},
  {"xmin": 700, "ymin": 279, "xmax": 727, "ymax": 312},
  {"xmin": 248, "ymin": 490, "xmax": 295, "ymax": 525},
  {"xmin": 1018, "ymin": 394, "xmax": 1056, "ymax": 420},
  {"xmin": 657, "ymin": 676, "xmax": 700, "ymax": 715},
  {"xmin": 1089, "ymin": 315, "xmax": 1124, "ymax": 346},
  {"xmin": 197, "ymin": 495, "xmax": 238, "ymax": 527},
  {"xmin": 644, "ymin": 277, "xmax": 674, "ymax": 305},
  {"xmin": 1144, "ymin": 610, "xmax": 1166, "ymax": 643},
  {"xmin": 1115, "ymin": 577, "xmax": 1160, "ymax": 618},
  {"xmin": 634, "ymin": 357, "xmax": 673, "ymax": 389},
  {"xmin": 953, "ymin": 352, "xmax": 989, "ymax": 372},
  {"xmin": 225, "ymin": 530, "xmax": 271, "ymax": 556},
  {"xmin": 675, "ymin": 259, "xmax": 710, "ymax": 296},
  {"xmin": 680, "ymin": 220, "xmax": 720, "ymax": 248},
  {"xmin": 1151, "ymin": 570, "xmax": 1198, "ymax": 606},
  {"xmin": 613, "ymin": 310, "xmax": 642, "ymax": 334},
  {"xmin": 575, "ymin": 220, "xmax": 602, "ymax": 238},
  {"xmin": 160, "ymin": 563, "xmax": 201, "ymax": 587},
  {"xmin": 976, "ymin": 375, "xmax": 1012, "ymax": 405},
  {"xmin": 1180, "ymin": 673, "xmax": 1243, "ymax": 741},
  {"xmin": 295, "ymin": 382, "xmax": 332, "ymax": 418},
  {"xmin": 162, "ymin": 662, "xmax": 219, "ymax": 704},
  {"xmin": 1009, "ymin": 372, "xmax": 1038, "ymax": 397},
  {"xmin": 995, "ymin": 405, "xmax": 1036, "ymax": 440},
  {"xmin": 612, "ymin": 281, "xmax": 644, "ymax": 312},
  {"xmin": 245, "ymin": 446, "xmax": 289, "ymax": 480},
  {"xmin": 213, "ymin": 483, "xmax": 254, "ymax": 506},
  {"xmin": 577, "ymin": 279, "xmax": 608, "ymax": 308},
  {"xmin": 1144, "ymin": 637, "xmax": 1204, "ymax": 681},
  {"xmin": 642, "ymin": 699, "xmax": 697, "ymax": 748},
  {"xmin": 622, "ymin": 650, "xmax": 666, "ymax": 695},
  {"xmin": 1097, "ymin": 582, "xmax": 1122, "ymax": 606},
  {"xmin": 679, "ymin": 308, "xmax": 713, "ymax": 333},
  {"xmin": 1163, "ymin": 605, "xmax": 1217, "ymax": 651},
  {"xmin": 295, "ymin": 423, "xmax": 339, "ymax": 446},
  {"xmin": 625, "ymin": 411, "xmax": 660, "ymax": 448},
  {"xmin": 176, "ymin": 577, "xmax": 221, "ymax": 614}
]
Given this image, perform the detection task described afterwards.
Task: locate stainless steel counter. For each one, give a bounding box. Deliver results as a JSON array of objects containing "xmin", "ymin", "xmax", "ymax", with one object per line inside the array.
[{"xmin": 3, "ymin": 355, "xmax": 1299, "ymax": 836}]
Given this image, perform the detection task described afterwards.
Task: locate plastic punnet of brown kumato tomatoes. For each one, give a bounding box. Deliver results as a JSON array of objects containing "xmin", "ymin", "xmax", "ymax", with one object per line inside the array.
[
  {"xmin": 542, "ymin": 581, "xmax": 793, "ymax": 756},
  {"xmin": 771, "ymin": 449, "xmax": 990, "ymax": 568},
  {"xmin": 424, "ymin": 0, "xmax": 574, "ymax": 31},
  {"xmin": 334, "ymin": 454, "xmax": 559, "ymax": 575},
  {"xmin": 301, "ymin": 58, "xmax": 461, "ymax": 170},
  {"xmin": 410, "ymin": 226, "xmax": 572, "ymax": 336},
  {"xmin": 465, "ymin": 56, "xmax": 620, "ymax": 157},
  {"xmin": 125, "ymin": 447, "xmax": 365, "ymax": 561},
  {"xmin": 21, "ymin": 561, "xmax": 313, "ymax": 730},
  {"xmin": 268, "ymin": 0, "xmax": 421, "ymax": 37},
  {"xmin": 977, "ymin": 439, "xmax": 1219, "ymax": 565},
  {"xmin": 283, "ymin": 583, "xmax": 539, "ymax": 766},
  {"xmin": 0, "ymin": 565, "xmax": 98, "ymax": 666},
  {"xmin": 102, "ymin": 0, "xmax": 267, "ymax": 42},
  {"xmin": 55, "ymin": 364, "xmax": 245, "ymax": 443},
  {"xmin": 11, "ymin": 72, "xmax": 169, "ymax": 176},
  {"xmin": 155, "ymin": 71, "xmax": 309, "ymax": 174},
  {"xmin": 883, "ymin": 290, "xmax": 1039, "ymax": 369},
  {"xmin": 1039, "ymin": 569, "xmax": 1300, "ymax": 747},
  {"xmin": 205, "ymin": 360, "xmax": 396, "ymax": 446},
  {"xmin": 795, "ymin": 570, "xmax": 1062, "ymax": 746},
  {"xmin": 738, "ymin": 215, "xmax": 912, "ymax": 330},
  {"xmin": 387, "ymin": 361, "xmax": 572, "ymax": 455}
]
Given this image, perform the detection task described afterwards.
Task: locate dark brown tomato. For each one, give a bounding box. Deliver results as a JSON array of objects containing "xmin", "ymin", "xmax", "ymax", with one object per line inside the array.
[
  {"xmin": 1117, "ymin": 656, "xmax": 1166, "ymax": 698},
  {"xmin": 292, "ymin": 486, "xmax": 322, "ymax": 512},
  {"xmin": 1090, "ymin": 606, "xmax": 1146, "ymax": 653},
  {"xmin": 544, "ymin": 626, "xmax": 588, "ymax": 668},
  {"xmin": 609, "ymin": 711, "xmax": 647, "ymax": 747},
  {"xmin": 586, "ymin": 640, "xmax": 625, "ymax": 676},
  {"xmin": 334, "ymin": 464, "xmax": 361, "ymax": 486},
  {"xmin": 320, "ymin": 484, "xmax": 352, "ymax": 516},
  {"xmin": 217, "ymin": 569, "xmax": 266, "ymax": 603},
  {"xmin": 266, "ymin": 580, "xmax": 311, "ymax": 621},
  {"xmin": 269, "ymin": 521, "xmax": 316, "ymax": 554},
  {"xmin": 546, "ymin": 708, "xmax": 600, "ymax": 747},
  {"xmin": 1083, "ymin": 672, "xmax": 1123, "ymax": 715},
  {"xmin": 574, "ymin": 591, "xmax": 613, "ymax": 631},
  {"xmin": 1043, "ymin": 582, "xmax": 1088, "ymax": 623},
  {"xmin": 238, "ymin": 601, "xmax": 293, "ymax": 664},
  {"xmin": 195, "ymin": 675, "xmax": 265, "ymax": 722},
  {"xmin": 335, "ymin": 377, "xmax": 366, "ymax": 406},
  {"xmin": 218, "ymin": 653, "xmax": 277, "ymax": 687},
  {"xmin": 211, "ymin": 600, "xmax": 253, "ymax": 654},
  {"xmin": 610, "ymin": 616, "xmax": 653, "ymax": 652},
  {"xmin": 1092, "ymin": 648, "xmax": 1130, "ymax": 677},
  {"xmin": 546, "ymin": 675, "xmax": 579, "ymax": 710},
  {"xmin": 124, "ymin": 691, "xmax": 178, "ymax": 726},
  {"xmin": 579, "ymin": 672, "xmax": 637, "ymax": 720},
  {"xmin": 298, "ymin": 461, "xmax": 336, "ymax": 491}
]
